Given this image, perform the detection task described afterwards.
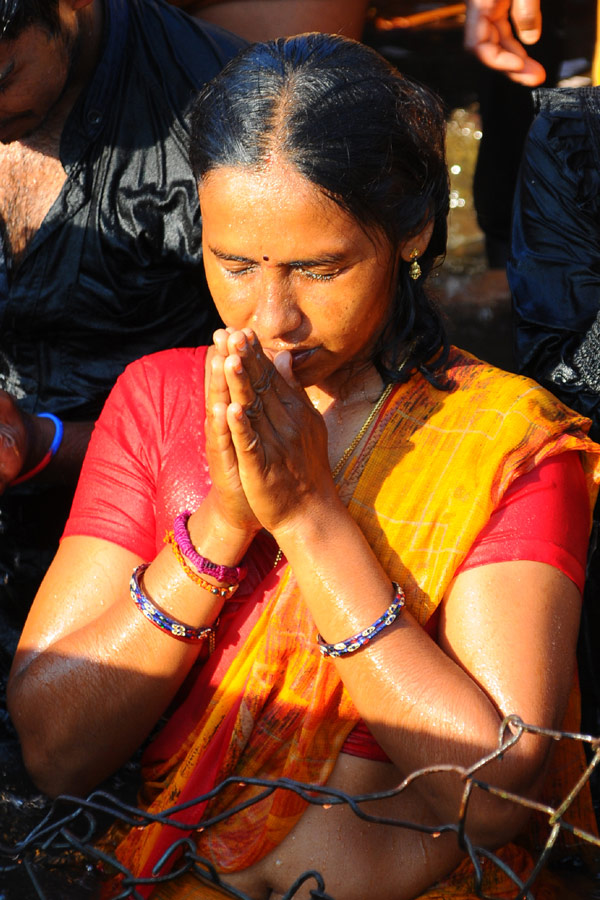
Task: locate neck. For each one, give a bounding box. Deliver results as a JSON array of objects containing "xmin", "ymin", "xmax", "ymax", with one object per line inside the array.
[
  {"xmin": 306, "ymin": 365, "xmax": 384, "ymax": 416},
  {"xmin": 61, "ymin": 1, "xmax": 105, "ymax": 114},
  {"xmin": 33, "ymin": 1, "xmax": 104, "ymax": 144}
]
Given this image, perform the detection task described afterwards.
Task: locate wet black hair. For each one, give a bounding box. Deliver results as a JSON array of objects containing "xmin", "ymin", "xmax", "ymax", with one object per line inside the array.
[
  {"xmin": 190, "ymin": 33, "xmax": 450, "ymax": 386},
  {"xmin": 0, "ymin": 0, "xmax": 60, "ymax": 39}
]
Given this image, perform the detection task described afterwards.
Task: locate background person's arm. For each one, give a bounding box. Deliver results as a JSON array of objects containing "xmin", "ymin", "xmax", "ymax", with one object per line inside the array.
[
  {"xmin": 170, "ymin": 0, "xmax": 370, "ymax": 41},
  {"xmin": 0, "ymin": 391, "xmax": 94, "ymax": 491}
]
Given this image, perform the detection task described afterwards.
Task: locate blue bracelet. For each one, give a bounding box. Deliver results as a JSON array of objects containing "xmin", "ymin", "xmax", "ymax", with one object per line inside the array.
[
  {"xmin": 11, "ymin": 412, "xmax": 64, "ymax": 486},
  {"xmin": 130, "ymin": 563, "xmax": 219, "ymax": 647},
  {"xmin": 317, "ymin": 583, "xmax": 405, "ymax": 658},
  {"xmin": 37, "ymin": 412, "xmax": 64, "ymax": 457}
]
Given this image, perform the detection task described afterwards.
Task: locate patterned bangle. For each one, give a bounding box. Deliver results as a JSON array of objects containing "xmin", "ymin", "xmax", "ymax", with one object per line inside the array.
[
  {"xmin": 317, "ymin": 583, "xmax": 405, "ymax": 658},
  {"xmin": 130, "ymin": 563, "xmax": 219, "ymax": 647},
  {"xmin": 173, "ymin": 510, "xmax": 247, "ymax": 586},
  {"xmin": 11, "ymin": 412, "xmax": 64, "ymax": 486},
  {"xmin": 164, "ymin": 531, "xmax": 239, "ymax": 598}
]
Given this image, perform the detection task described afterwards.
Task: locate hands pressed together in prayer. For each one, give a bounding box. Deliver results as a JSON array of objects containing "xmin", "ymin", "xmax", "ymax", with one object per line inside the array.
[
  {"xmin": 465, "ymin": 0, "xmax": 546, "ymax": 85},
  {"xmin": 204, "ymin": 327, "xmax": 336, "ymax": 544}
]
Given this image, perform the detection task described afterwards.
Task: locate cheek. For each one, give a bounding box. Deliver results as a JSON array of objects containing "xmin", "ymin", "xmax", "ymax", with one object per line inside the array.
[{"xmin": 205, "ymin": 273, "xmax": 253, "ymax": 328}]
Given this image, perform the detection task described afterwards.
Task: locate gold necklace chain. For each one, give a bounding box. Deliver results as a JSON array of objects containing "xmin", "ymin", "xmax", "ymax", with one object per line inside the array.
[
  {"xmin": 330, "ymin": 382, "xmax": 393, "ymax": 480},
  {"xmin": 273, "ymin": 381, "xmax": 394, "ymax": 567}
]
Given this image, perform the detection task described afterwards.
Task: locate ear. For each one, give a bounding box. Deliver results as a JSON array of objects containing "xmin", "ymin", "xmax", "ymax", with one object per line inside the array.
[{"xmin": 398, "ymin": 218, "xmax": 435, "ymax": 263}]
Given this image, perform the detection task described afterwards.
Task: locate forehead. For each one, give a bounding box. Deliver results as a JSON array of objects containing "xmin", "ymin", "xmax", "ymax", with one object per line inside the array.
[
  {"xmin": 200, "ymin": 161, "xmax": 333, "ymax": 219},
  {"xmin": 199, "ymin": 161, "xmax": 386, "ymax": 258}
]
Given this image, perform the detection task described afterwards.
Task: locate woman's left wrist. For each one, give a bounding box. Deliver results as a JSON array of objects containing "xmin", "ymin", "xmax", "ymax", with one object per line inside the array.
[{"xmin": 271, "ymin": 492, "xmax": 347, "ymax": 556}]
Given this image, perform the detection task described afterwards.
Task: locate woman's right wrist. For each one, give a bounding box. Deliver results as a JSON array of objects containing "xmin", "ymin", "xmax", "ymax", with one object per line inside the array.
[{"xmin": 187, "ymin": 491, "xmax": 259, "ymax": 569}]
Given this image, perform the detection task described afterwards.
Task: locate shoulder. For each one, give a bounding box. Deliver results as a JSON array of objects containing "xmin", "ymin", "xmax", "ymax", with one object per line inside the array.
[
  {"xmin": 112, "ymin": 346, "xmax": 208, "ymax": 411},
  {"xmin": 441, "ymin": 347, "xmax": 592, "ymax": 430}
]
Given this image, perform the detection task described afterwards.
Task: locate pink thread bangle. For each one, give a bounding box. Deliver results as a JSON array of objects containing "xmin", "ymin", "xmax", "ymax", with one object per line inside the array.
[
  {"xmin": 11, "ymin": 413, "xmax": 64, "ymax": 486},
  {"xmin": 173, "ymin": 510, "xmax": 247, "ymax": 585}
]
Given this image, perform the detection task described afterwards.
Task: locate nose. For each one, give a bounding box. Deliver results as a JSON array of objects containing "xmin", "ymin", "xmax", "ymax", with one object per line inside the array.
[{"xmin": 253, "ymin": 269, "xmax": 303, "ymax": 341}]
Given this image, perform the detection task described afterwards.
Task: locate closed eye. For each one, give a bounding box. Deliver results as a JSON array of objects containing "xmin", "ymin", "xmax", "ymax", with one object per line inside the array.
[
  {"xmin": 294, "ymin": 266, "xmax": 338, "ymax": 281},
  {"xmin": 222, "ymin": 263, "xmax": 255, "ymax": 276}
]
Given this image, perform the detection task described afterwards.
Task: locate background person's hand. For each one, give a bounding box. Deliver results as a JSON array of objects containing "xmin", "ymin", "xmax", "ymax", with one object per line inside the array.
[
  {"xmin": 222, "ymin": 330, "xmax": 336, "ymax": 535},
  {"xmin": 0, "ymin": 392, "xmax": 29, "ymax": 490},
  {"xmin": 464, "ymin": 0, "xmax": 546, "ymax": 85}
]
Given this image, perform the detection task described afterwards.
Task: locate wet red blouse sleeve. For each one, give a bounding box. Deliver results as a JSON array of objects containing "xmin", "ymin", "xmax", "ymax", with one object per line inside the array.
[
  {"xmin": 456, "ymin": 450, "xmax": 590, "ymax": 593},
  {"xmin": 63, "ymin": 347, "xmax": 209, "ymax": 562}
]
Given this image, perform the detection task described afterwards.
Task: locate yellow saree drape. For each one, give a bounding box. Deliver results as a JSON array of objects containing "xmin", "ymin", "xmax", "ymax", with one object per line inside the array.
[{"xmin": 107, "ymin": 348, "xmax": 600, "ymax": 897}]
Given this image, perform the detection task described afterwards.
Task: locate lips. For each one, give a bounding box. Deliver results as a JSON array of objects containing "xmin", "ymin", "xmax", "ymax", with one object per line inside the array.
[
  {"xmin": 263, "ymin": 345, "xmax": 319, "ymax": 368},
  {"xmin": 289, "ymin": 347, "xmax": 318, "ymax": 368}
]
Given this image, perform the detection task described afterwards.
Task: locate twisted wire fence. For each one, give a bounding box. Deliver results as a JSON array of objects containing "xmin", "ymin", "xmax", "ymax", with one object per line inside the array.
[{"xmin": 2, "ymin": 715, "xmax": 600, "ymax": 900}]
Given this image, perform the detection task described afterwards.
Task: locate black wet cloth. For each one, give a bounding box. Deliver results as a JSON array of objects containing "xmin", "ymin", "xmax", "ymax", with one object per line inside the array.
[
  {"xmin": 0, "ymin": 0, "xmax": 244, "ymax": 621},
  {"xmin": 510, "ymin": 86, "xmax": 600, "ymax": 441},
  {"xmin": 0, "ymin": 0, "xmax": 244, "ymax": 421},
  {"xmin": 510, "ymin": 86, "xmax": 600, "ymax": 741}
]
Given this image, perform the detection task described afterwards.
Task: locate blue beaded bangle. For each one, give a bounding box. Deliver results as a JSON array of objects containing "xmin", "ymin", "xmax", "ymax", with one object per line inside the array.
[
  {"xmin": 317, "ymin": 583, "xmax": 405, "ymax": 658},
  {"xmin": 130, "ymin": 563, "xmax": 219, "ymax": 646}
]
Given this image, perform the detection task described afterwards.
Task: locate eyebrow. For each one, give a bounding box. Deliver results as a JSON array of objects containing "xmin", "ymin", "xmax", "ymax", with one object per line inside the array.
[
  {"xmin": 208, "ymin": 246, "xmax": 347, "ymax": 267},
  {"xmin": 208, "ymin": 248, "xmax": 255, "ymax": 264},
  {"xmin": 0, "ymin": 60, "xmax": 15, "ymax": 85}
]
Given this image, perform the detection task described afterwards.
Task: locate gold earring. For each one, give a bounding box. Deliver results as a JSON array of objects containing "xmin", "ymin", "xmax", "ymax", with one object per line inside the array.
[{"xmin": 409, "ymin": 248, "xmax": 421, "ymax": 281}]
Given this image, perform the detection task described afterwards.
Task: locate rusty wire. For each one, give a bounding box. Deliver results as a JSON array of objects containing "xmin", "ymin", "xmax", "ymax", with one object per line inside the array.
[{"xmin": 2, "ymin": 715, "xmax": 600, "ymax": 899}]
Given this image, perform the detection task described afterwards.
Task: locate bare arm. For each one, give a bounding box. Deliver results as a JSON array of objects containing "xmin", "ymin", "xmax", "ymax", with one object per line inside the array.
[
  {"xmin": 464, "ymin": 0, "xmax": 546, "ymax": 85},
  {"xmin": 171, "ymin": 0, "xmax": 369, "ymax": 41},
  {"xmin": 7, "ymin": 345, "xmax": 260, "ymax": 797},
  {"xmin": 0, "ymin": 391, "xmax": 94, "ymax": 491}
]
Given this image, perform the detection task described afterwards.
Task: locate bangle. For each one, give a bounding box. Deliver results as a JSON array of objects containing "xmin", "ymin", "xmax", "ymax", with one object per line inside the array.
[
  {"xmin": 130, "ymin": 563, "xmax": 219, "ymax": 648},
  {"xmin": 173, "ymin": 510, "xmax": 247, "ymax": 585},
  {"xmin": 11, "ymin": 412, "xmax": 64, "ymax": 486},
  {"xmin": 164, "ymin": 531, "xmax": 239, "ymax": 597},
  {"xmin": 317, "ymin": 583, "xmax": 405, "ymax": 658}
]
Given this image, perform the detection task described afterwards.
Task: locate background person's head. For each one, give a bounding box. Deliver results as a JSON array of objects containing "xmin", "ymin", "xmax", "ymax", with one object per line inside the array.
[
  {"xmin": 0, "ymin": 0, "xmax": 60, "ymax": 40},
  {"xmin": 190, "ymin": 32, "xmax": 450, "ymax": 384},
  {"xmin": 0, "ymin": 0, "xmax": 96, "ymax": 143}
]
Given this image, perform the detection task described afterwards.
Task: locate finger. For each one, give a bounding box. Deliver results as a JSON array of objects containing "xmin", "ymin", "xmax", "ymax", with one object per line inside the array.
[
  {"xmin": 213, "ymin": 328, "xmax": 232, "ymax": 357},
  {"xmin": 226, "ymin": 329, "xmax": 273, "ymax": 385},
  {"xmin": 223, "ymin": 349, "xmax": 261, "ymax": 414},
  {"xmin": 505, "ymin": 57, "xmax": 546, "ymax": 86},
  {"xmin": 205, "ymin": 400, "xmax": 240, "ymax": 482},
  {"xmin": 511, "ymin": 0, "xmax": 542, "ymax": 44},
  {"xmin": 206, "ymin": 349, "xmax": 231, "ymax": 414},
  {"xmin": 225, "ymin": 401, "xmax": 266, "ymax": 481},
  {"xmin": 225, "ymin": 330, "xmax": 281, "ymax": 407},
  {"xmin": 474, "ymin": 23, "xmax": 545, "ymax": 84},
  {"xmin": 271, "ymin": 350, "xmax": 296, "ymax": 388}
]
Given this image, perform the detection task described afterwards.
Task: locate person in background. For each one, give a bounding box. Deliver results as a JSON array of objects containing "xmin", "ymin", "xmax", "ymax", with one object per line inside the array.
[
  {"xmin": 9, "ymin": 33, "xmax": 600, "ymax": 900},
  {"xmin": 509, "ymin": 83, "xmax": 600, "ymax": 738},
  {"xmin": 171, "ymin": 0, "xmax": 370, "ymax": 41},
  {"xmin": 463, "ymin": 0, "xmax": 596, "ymax": 277},
  {"xmin": 0, "ymin": 0, "xmax": 243, "ymax": 643}
]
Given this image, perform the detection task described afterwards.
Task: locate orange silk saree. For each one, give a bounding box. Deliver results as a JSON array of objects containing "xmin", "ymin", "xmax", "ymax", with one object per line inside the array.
[{"xmin": 106, "ymin": 348, "xmax": 600, "ymax": 898}]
